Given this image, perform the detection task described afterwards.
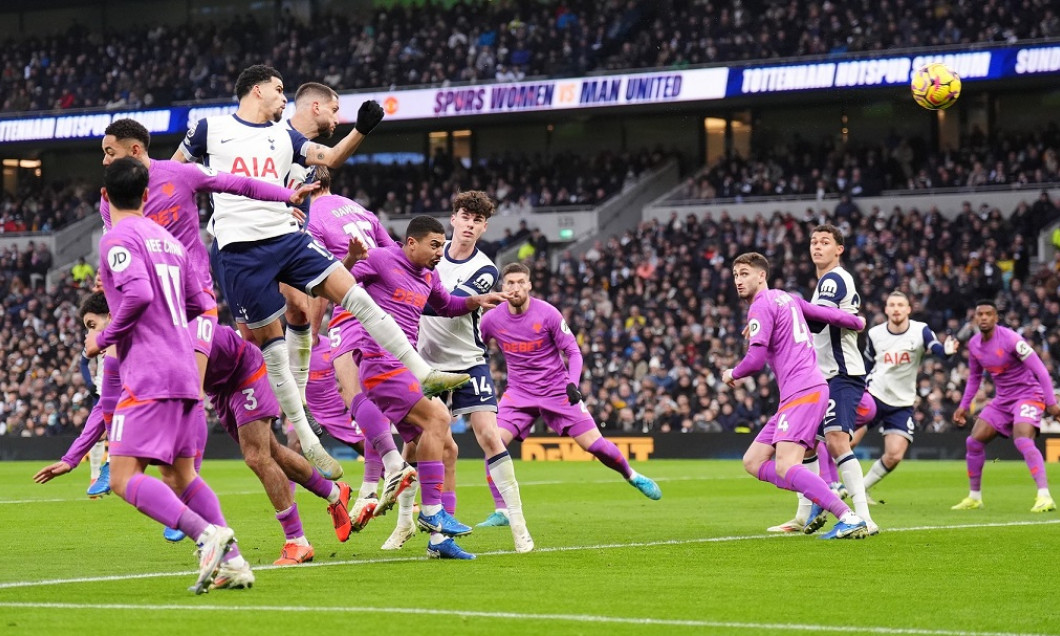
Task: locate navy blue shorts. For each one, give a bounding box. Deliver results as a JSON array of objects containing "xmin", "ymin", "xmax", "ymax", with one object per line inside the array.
[
  {"xmin": 216, "ymin": 232, "xmax": 343, "ymax": 328},
  {"xmin": 444, "ymin": 363, "xmax": 498, "ymax": 416},
  {"xmin": 863, "ymin": 394, "xmax": 915, "ymax": 441},
  {"xmin": 820, "ymin": 374, "xmax": 866, "ymax": 436}
]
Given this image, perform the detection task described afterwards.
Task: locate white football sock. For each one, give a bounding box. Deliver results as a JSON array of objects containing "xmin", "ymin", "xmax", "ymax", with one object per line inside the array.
[
  {"xmin": 863, "ymin": 458, "xmax": 893, "ymax": 491},
  {"xmin": 285, "ymin": 324, "xmax": 312, "ymax": 403},
  {"xmin": 488, "ymin": 454, "xmax": 524, "ymax": 516},
  {"xmin": 398, "ymin": 482, "xmax": 418, "ymax": 526},
  {"xmin": 262, "ymin": 340, "xmax": 319, "ymax": 449},
  {"xmin": 381, "ymin": 450, "xmax": 405, "ymax": 475},
  {"xmin": 341, "ymin": 286, "xmax": 431, "ymax": 380},
  {"xmin": 837, "ymin": 453, "xmax": 872, "ymax": 522},
  {"xmin": 88, "ymin": 440, "xmax": 105, "ymax": 480},
  {"xmin": 358, "ymin": 480, "xmax": 379, "ymax": 499}
]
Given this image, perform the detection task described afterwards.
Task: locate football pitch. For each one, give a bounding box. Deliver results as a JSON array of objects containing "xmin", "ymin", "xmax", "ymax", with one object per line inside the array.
[{"xmin": 1, "ymin": 457, "xmax": 1057, "ymax": 635}]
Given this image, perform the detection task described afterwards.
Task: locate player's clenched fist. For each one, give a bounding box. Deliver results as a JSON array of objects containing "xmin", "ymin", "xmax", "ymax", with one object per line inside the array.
[{"xmin": 355, "ymin": 100, "xmax": 385, "ymax": 135}]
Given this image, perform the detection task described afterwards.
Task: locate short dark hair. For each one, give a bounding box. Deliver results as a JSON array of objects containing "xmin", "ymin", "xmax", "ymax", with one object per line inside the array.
[
  {"xmin": 811, "ymin": 224, "xmax": 845, "ymax": 246},
  {"xmin": 405, "ymin": 215, "xmax": 445, "ymax": 241},
  {"xmin": 732, "ymin": 252, "xmax": 770, "ymax": 278},
  {"xmin": 314, "ymin": 166, "xmax": 332, "ymax": 192},
  {"xmin": 451, "ymin": 190, "xmax": 495, "ymax": 220},
  {"xmin": 79, "ymin": 291, "xmax": 110, "ymax": 319},
  {"xmin": 295, "ymin": 82, "xmax": 338, "ymax": 104},
  {"xmin": 975, "ymin": 298, "xmax": 998, "ymax": 310},
  {"xmin": 104, "ymin": 118, "xmax": 150, "ymax": 149},
  {"xmin": 103, "ymin": 157, "xmax": 149, "ymax": 211},
  {"xmin": 501, "ymin": 262, "xmax": 531, "ymax": 280},
  {"xmin": 235, "ymin": 65, "xmax": 282, "ymax": 100}
]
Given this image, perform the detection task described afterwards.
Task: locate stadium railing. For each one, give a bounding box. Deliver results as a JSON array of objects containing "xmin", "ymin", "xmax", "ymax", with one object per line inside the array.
[{"xmin": 645, "ymin": 183, "xmax": 1060, "ymax": 223}]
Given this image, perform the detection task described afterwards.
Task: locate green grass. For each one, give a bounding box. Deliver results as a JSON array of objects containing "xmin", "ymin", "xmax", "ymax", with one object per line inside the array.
[{"xmin": 1, "ymin": 458, "xmax": 1057, "ymax": 635}]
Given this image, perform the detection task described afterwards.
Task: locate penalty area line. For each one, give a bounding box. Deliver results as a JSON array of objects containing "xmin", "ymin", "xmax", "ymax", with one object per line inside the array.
[
  {"xmin": 0, "ymin": 601, "xmax": 1054, "ymax": 636},
  {"xmin": 0, "ymin": 475, "xmax": 736, "ymax": 505},
  {"xmin": 0, "ymin": 518, "xmax": 1056, "ymax": 591}
]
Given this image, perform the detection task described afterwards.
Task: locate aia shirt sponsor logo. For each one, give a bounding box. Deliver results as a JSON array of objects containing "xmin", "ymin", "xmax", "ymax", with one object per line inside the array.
[{"xmin": 230, "ymin": 156, "xmax": 278, "ymax": 179}]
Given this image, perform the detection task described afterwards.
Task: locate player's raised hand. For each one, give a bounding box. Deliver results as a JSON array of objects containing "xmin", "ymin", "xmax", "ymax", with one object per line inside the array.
[
  {"xmin": 288, "ymin": 181, "xmax": 320, "ymax": 206},
  {"xmin": 565, "ymin": 382, "xmax": 583, "ymax": 405},
  {"xmin": 721, "ymin": 368, "xmax": 736, "ymax": 388},
  {"xmin": 355, "ymin": 100, "xmax": 385, "ymax": 135},
  {"xmin": 952, "ymin": 407, "xmax": 968, "ymax": 427},
  {"xmin": 472, "ymin": 291, "xmax": 509, "ymax": 310},
  {"xmin": 943, "ymin": 335, "xmax": 959, "ymax": 355},
  {"xmin": 33, "ymin": 461, "xmax": 72, "ymax": 484},
  {"xmin": 84, "ymin": 331, "xmax": 102, "ymax": 358},
  {"xmin": 345, "ymin": 237, "xmax": 369, "ymax": 264}
]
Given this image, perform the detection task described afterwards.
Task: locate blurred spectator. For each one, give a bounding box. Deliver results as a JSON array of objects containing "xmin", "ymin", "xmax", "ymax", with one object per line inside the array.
[
  {"xmin": 3, "ymin": 0, "xmax": 1058, "ymax": 113},
  {"xmin": 70, "ymin": 256, "xmax": 95, "ymax": 285},
  {"xmin": 0, "ymin": 271, "xmax": 91, "ymax": 438},
  {"xmin": 487, "ymin": 194, "xmax": 1060, "ymax": 435}
]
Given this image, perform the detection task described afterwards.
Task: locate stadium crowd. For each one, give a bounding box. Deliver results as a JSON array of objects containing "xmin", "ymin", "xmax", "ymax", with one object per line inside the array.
[
  {"xmin": 672, "ymin": 126, "xmax": 1060, "ymax": 202},
  {"xmin": 6, "ymin": 189, "xmax": 1060, "ymax": 438},
  {"xmin": 7, "ymin": 124, "xmax": 1058, "ymax": 243},
  {"xmin": 0, "ymin": 261, "xmax": 92, "ymax": 439},
  {"xmin": 2, "ymin": 0, "xmax": 1058, "ymax": 113},
  {"xmin": 0, "ymin": 177, "xmax": 98, "ymax": 233},
  {"xmin": 485, "ymin": 190, "xmax": 1060, "ymax": 436},
  {"xmin": 328, "ymin": 147, "xmax": 676, "ymax": 218}
]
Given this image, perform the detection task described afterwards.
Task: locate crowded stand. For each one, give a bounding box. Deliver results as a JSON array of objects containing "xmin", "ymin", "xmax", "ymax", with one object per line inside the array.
[
  {"xmin": 322, "ymin": 146, "xmax": 676, "ymax": 217},
  {"xmin": 483, "ymin": 193, "xmax": 1060, "ymax": 436},
  {"xmin": 0, "ymin": 264, "xmax": 91, "ymax": 439},
  {"xmin": 670, "ymin": 126, "xmax": 1060, "ymax": 203},
  {"xmin": 0, "ymin": 177, "xmax": 99, "ymax": 233},
  {"xmin": 5, "ymin": 177, "xmax": 1060, "ymax": 439},
  {"xmin": 2, "ymin": 0, "xmax": 1059, "ymax": 113}
]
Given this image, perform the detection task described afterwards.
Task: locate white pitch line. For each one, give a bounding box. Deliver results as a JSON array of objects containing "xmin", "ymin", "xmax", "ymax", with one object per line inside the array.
[
  {"xmin": 0, "ymin": 475, "xmax": 736, "ymax": 505},
  {"xmin": 0, "ymin": 601, "xmax": 1052, "ymax": 636},
  {"xmin": 0, "ymin": 518, "xmax": 1056, "ymax": 591}
]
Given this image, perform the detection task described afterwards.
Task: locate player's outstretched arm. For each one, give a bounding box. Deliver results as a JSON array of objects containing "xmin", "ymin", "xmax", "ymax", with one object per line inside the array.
[
  {"xmin": 956, "ymin": 354, "xmax": 984, "ymax": 420},
  {"xmin": 305, "ymin": 100, "xmax": 384, "ymax": 168},
  {"xmin": 51, "ymin": 402, "xmax": 108, "ymax": 475},
  {"xmin": 182, "ymin": 162, "xmax": 319, "ymax": 206},
  {"xmin": 465, "ymin": 291, "xmax": 508, "ymax": 312},
  {"xmin": 33, "ymin": 461, "xmax": 73, "ymax": 484},
  {"xmin": 90, "ymin": 281, "xmax": 153, "ymax": 355},
  {"xmin": 730, "ymin": 343, "xmax": 768, "ymax": 382},
  {"xmin": 796, "ymin": 297, "xmax": 864, "ymax": 331}
]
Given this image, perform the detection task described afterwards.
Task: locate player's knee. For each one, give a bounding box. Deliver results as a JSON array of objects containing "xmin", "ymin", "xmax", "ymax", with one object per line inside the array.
[
  {"xmin": 110, "ymin": 474, "xmax": 129, "ymax": 499},
  {"xmin": 443, "ymin": 436, "xmax": 459, "ymax": 459},
  {"xmin": 882, "ymin": 451, "xmax": 903, "ymax": 468},
  {"xmin": 825, "ymin": 435, "xmax": 850, "ymax": 457},
  {"xmin": 241, "ymin": 443, "xmax": 272, "ymax": 474},
  {"xmin": 742, "ymin": 454, "xmax": 762, "ymax": 477}
]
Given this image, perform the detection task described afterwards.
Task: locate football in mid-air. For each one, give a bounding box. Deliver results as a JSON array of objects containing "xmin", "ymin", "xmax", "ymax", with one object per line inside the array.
[{"xmin": 910, "ymin": 62, "xmax": 962, "ymax": 110}]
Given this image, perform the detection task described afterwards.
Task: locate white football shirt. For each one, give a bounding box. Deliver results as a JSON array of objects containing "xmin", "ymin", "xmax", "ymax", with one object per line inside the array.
[
  {"xmin": 810, "ymin": 265, "xmax": 866, "ymax": 379},
  {"xmin": 865, "ymin": 320, "xmax": 942, "ymax": 407},
  {"xmin": 418, "ymin": 242, "xmax": 498, "ymax": 370},
  {"xmin": 179, "ymin": 114, "xmax": 310, "ymax": 248}
]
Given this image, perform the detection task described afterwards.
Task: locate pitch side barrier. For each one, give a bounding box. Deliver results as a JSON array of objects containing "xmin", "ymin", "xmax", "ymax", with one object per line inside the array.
[{"xmin": 4, "ymin": 432, "xmax": 1060, "ymax": 463}]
